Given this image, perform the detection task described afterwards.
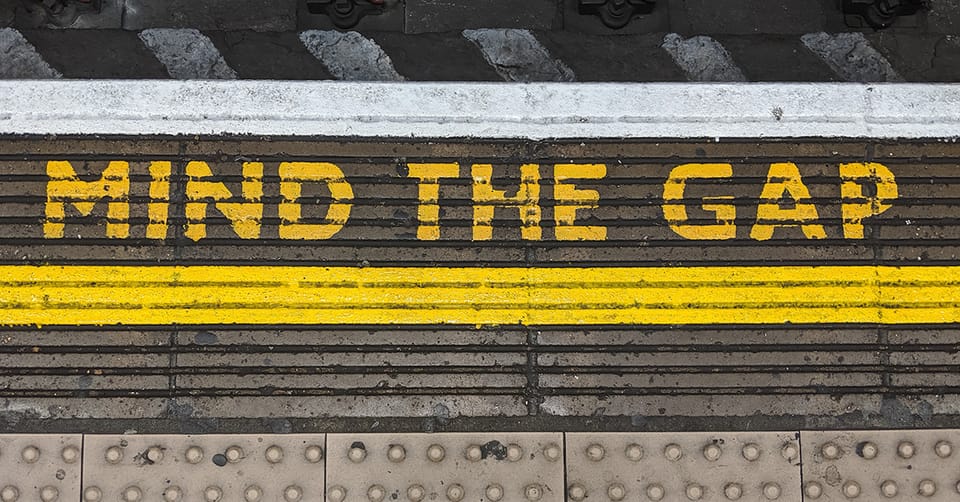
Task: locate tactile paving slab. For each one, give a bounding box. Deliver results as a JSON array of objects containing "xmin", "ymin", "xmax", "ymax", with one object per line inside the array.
[
  {"xmin": 801, "ymin": 430, "xmax": 960, "ymax": 501},
  {"xmin": 326, "ymin": 433, "xmax": 564, "ymax": 502},
  {"xmin": 82, "ymin": 434, "xmax": 326, "ymax": 502},
  {"xmin": 566, "ymin": 432, "xmax": 801, "ymax": 502},
  {"xmin": 0, "ymin": 435, "xmax": 82, "ymax": 502}
]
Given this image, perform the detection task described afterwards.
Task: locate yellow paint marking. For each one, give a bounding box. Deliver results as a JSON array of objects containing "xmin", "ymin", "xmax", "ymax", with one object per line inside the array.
[{"xmin": 3, "ymin": 265, "xmax": 960, "ymax": 326}]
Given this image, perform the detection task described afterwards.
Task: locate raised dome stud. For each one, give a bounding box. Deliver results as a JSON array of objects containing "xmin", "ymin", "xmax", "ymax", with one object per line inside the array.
[
  {"xmin": 426, "ymin": 444, "xmax": 445, "ymax": 462},
  {"xmin": 741, "ymin": 443, "xmax": 761, "ymax": 461},
  {"xmin": 39, "ymin": 486, "xmax": 58, "ymax": 502},
  {"xmin": 327, "ymin": 486, "xmax": 347, "ymax": 502},
  {"xmin": 723, "ymin": 483, "xmax": 742, "ymax": 500},
  {"xmin": 465, "ymin": 444, "xmax": 482, "ymax": 462},
  {"xmin": 121, "ymin": 486, "xmax": 142, "ymax": 502},
  {"xmin": 918, "ymin": 479, "xmax": 936, "ymax": 497},
  {"xmin": 446, "ymin": 484, "xmax": 465, "ymax": 502},
  {"xmin": 859, "ymin": 442, "xmax": 878, "ymax": 460},
  {"xmin": 348, "ymin": 445, "xmax": 367, "ymax": 463},
  {"xmin": 244, "ymin": 485, "xmax": 263, "ymax": 502},
  {"xmin": 606, "ymin": 483, "xmax": 626, "ymax": 501},
  {"xmin": 105, "ymin": 446, "xmax": 123, "ymax": 464},
  {"xmin": 880, "ymin": 480, "xmax": 898, "ymax": 498},
  {"xmin": 224, "ymin": 446, "xmax": 244, "ymax": 463},
  {"xmin": 0, "ymin": 486, "xmax": 18, "ymax": 502},
  {"xmin": 542, "ymin": 443, "xmax": 561, "ymax": 462},
  {"xmin": 387, "ymin": 445, "xmax": 406, "ymax": 463},
  {"xmin": 203, "ymin": 486, "xmax": 223, "ymax": 502},
  {"xmin": 897, "ymin": 441, "xmax": 915, "ymax": 459},
  {"xmin": 586, "ymin": 443, "xmax": 605, "ymax": 462},
  {"xmin": 762, "ymin": 482, "xmax": 781, "ymax": 500},
  {"xmin": 61, "ymin": 445, "xmax": 80, "ymax": 464},
  {"xmin": 781, "ymin": 442, "xmax": 799, "ymax": 461},
  {"xmin": 162, "ymin": 486, "xmax": 182, "ymax": 502},
  {"xmin": 304, "ymin": 445, "xmax": 323, "ymax": 463},
  {"xmin": 21, "ymin": 446, "xmax": 40, "ymax": 464},
  {"xmin": 703, "ymin": 444, "xmax": 722, "ymax": 461},
  {"xmin": 842, "ymin": 481, "xmax": 861, "ymax": 499},
  {"xmin": 664, "ymin": 444, "xmax": 683, "ymax": 461},
  {"xmin": 625, "ymin": 443, "xmax": 643, "ymax": 461},
  {"xmin": 265, "ymin": 445, "xmax": 283, "ymax": 464},
  {"xmin": 936, "ymin": 441, "xmax": 953, "ymax": 458},
  {"xmin": 83, "ymin": 487, "xmax": 102, "ymax": 502},
  {"xmin": 506, "ymin": 443, "xmax": 523, "ymax": 462},
  {"xmin": 804, "ymin": 482, "xmax": 823, "ymax": 499},
  {"xmin": 485, "ymin": 484, "xmax": 503, "ymax": 502},
  {"xmin": 406, "ymin": 485, "xmax": 425, "ymax": 502},
  {"xmin": 524, "ymin": 484, "xmax": 543, "ymax": 501},
  {"xmin": 821, "ymin": 442, "xmax": 840, "ymax": 460},
  {"xmin": 283, "ymin": 486, "xmax": 303, "ymax": 502},
  {"xmin": 685, "ymin": 484, "xmax": 704, "ymax": 501},
  {"xmin": 367, "ymin": 484, "xmax": 386, "ymax": 502},
  {"xmin": 646, "ymin": 484, "xmax": 665, "ymax": 502},
  {"xmin": 146, "ymin": 447, "xmax": 164, "ymax": 463},
  {"xmin": 185, "ymin": 446, "xmax": 203, "ymax": 464},
  {"xmin": 568, "ymin": 484, "xmax": 587, "ymax": 502}
]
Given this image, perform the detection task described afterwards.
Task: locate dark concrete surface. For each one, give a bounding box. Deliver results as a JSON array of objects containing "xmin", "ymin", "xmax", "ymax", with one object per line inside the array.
[
  {"xmin": 0, "ymin": 137, "xmax": 959, "ymax": 433},
  {"xmin": 5, "ymin": 0, "xmax": 958, "ymax": 36}
]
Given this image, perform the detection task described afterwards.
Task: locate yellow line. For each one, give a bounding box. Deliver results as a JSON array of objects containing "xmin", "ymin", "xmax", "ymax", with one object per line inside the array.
[{"xmin": 2, "ymin": 265, "xmax": 959, "ymax": 326}]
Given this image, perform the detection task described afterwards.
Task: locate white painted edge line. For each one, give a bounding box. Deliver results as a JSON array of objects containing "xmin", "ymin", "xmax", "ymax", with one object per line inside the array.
[{"xmin": 0, "ymin": 81, "xmax": 958, "ymax": 139}]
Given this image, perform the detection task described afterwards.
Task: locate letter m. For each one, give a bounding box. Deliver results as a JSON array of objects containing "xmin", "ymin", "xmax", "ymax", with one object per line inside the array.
[{"xmin": 44, "ymin": 160, "xmax": 130, "ymax": 238}]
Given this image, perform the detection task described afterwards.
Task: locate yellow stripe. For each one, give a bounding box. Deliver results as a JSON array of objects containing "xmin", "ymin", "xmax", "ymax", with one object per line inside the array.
[{"xmin": 2, "ymin": 265, "xmax": 959, "ymax": 326}]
